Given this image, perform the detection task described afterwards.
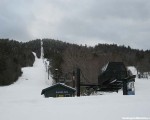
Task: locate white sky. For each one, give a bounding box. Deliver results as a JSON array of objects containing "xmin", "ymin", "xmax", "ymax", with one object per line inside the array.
[{"xmin": 0, "ymin": 0, "xmax": 150, "ymax": 50}]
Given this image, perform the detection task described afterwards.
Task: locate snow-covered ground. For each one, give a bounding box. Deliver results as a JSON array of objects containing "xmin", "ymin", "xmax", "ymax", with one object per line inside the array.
[{"xmin": 0, "ymin": 55, "xmax": 150, "ymax": 120}]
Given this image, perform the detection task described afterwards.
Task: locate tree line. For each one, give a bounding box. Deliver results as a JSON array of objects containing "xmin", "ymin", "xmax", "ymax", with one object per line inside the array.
[
  {"xmin": 42, "ymin": 39, "xmax": 150, "ymax": 86},
  {"xmin": 0, "ymin": 39, "xmax": 41, "ymax": 85},
  {"xmin": 1, "ymin": 38, "xmax": 150, "ymax": 86}
]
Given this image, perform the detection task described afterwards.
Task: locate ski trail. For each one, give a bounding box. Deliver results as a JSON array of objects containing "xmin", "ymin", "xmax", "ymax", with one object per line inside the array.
[{"xmin": 0, "ymin": 41, "xmax": 53, "ymax": 100}]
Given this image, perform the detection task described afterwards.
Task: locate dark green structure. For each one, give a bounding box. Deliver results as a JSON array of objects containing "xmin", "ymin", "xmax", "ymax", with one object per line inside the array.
[{"xmin": 41, "ymin": 83, "xmax": 76, "ymax": 97}]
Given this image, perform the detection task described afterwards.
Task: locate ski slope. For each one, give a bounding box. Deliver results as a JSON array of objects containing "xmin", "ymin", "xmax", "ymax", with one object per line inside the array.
[
  {"xmin": 0, "ymin": 52, "xmax": 52, "ymax": 101},
  {"xmin": 0, "ymin": 56, "xmax": 150, "ymax": 120}
]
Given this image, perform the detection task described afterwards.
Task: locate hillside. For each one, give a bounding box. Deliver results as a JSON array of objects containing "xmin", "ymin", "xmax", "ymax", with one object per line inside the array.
[
  {"xmin": 42, "ymin": 39, "xmax": 150, "ymax": 85},
  {"xmin": 1, "ymin": 38, "xmax": 150, "ymax": 86},
  {"xmin": 0, "ymin": 39, "xmax": 35, "ymax": 85},
  {"xmin": 0, "ymin": 51, "xmax": 150, "ymax": 120}
]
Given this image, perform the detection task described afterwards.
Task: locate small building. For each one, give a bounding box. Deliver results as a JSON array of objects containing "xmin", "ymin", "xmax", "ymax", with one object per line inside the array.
[{"xmin": 41, "ymin": 83, "xmax": 76, "ymax": 97}]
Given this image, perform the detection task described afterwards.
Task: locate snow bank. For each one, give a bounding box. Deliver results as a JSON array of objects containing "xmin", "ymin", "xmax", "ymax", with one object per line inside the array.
[{"xmin": 0, "ymin": 56, "xmax": 150, "ymax": 120}]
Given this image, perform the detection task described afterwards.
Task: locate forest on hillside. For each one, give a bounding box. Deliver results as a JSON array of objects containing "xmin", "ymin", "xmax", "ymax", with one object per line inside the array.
[
  {"xmin": 1, "ymin": 38, "xmax": 150, "ymax": 86},
  {"xmin": 42, "ymin": 39, "xmax": 150, "ymax": 86},
  {"xmin": 0, "ymin": 39, "xmax": 41, "ymax": 85}
]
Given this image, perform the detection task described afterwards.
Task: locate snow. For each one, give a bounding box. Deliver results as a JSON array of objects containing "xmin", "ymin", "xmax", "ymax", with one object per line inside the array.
[
  {"xmin": 127, "ymin": 66, "xmax": 137, "ymax": 76},
  {"xmin": 0, "ymin": 54, "xmax": 150, "ymax": 120},
  {"xmin": 0, "ymin": 52, "xmax": 52, "ymax": 101}
]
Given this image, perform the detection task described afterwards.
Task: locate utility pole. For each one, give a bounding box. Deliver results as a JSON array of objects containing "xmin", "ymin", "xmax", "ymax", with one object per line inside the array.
[
  {"xmin": 55, "ymin": 68, "xmax": 58, "ymax": 83},
  {"xmin": 48, "ymin": 65, "xmax": 50, "ymax": 79},
  {"xmin": 72, "ymin": 71, "xmax": 75, "ymax": 88},
  {"xmin": 123, "ymin": 79, "xmax": 128, "ymax": 95},
  {"xmin": 76, "ymin": 68, "xmax": 80, "ymax": 97}
]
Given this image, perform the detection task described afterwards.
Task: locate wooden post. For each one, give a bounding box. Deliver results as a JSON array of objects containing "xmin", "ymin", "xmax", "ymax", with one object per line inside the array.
[
  {"xmin": 76, "ymin": 68, "xmax": 80, "ymax": 97},
  {"xmin": 123, "ymin": 79, "xmax": 128, "ymax": 95},
  {"xmin": 48, "ymin": 68, "xmax": 49, "ymax": 79},
  {"xmin": 55, "ymin": 68, "xmax": 58, "ymax": 83},
  {"xmin": 48, "ymin": 65, "xmax": 50, "ymax": 79},
  {"xmin": 72, "ymin": 71, "xmax": 75, "ymax": 88}
]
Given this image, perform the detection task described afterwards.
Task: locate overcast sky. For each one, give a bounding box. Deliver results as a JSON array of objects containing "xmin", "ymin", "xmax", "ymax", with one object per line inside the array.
[{"xmin": 0, "ymin": 0, "xmax": 150, "ymax": 50}]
